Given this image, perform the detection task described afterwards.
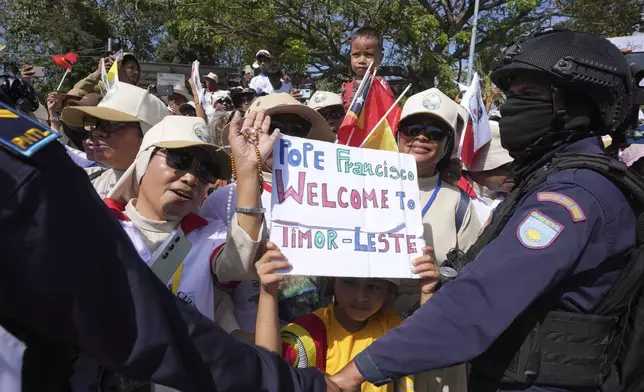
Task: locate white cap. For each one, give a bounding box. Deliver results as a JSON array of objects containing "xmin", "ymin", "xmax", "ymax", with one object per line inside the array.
[
  {"xmin": 308, "ymin": 91, "xmax": 343, "ymax": 110},
  {"xmin": 172, "ymin": 84, "xmax": 193, "ymax": 101},
  {"xmin": 205, "ymin": 72, "xmax": 218, "ymax": 83},
  {"xmin": 62, "ymin": 82, "xmax": 167, "ymax": 134},
  {"xmin": 179, "ymin": 101, "xmax": 196, "ymax": 110},
  {"xmin": 108, "ymin": 116, "xmax": 232, "ymax": 203},
  {"xmin": 255, "ymin": 49, "xmax": 272, "ymax": 59},
  {"xmin": 399, "ymin": 88, "xmax": 460, "ymax": 133},
  {"xmin": 213, "ymin": 90, "xmax": 232, "ymax": 101},
  {"xmin": 466, "ymin": 120, "xmax": 513, "ymax": 172}
]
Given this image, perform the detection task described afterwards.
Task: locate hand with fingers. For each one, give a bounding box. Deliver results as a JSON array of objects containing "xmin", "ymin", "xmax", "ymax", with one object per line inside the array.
[
  {"xmin": 412, "ymin": 246, "xmax": 440, "ymax": 304},
  {"xmin": 255, "ymin": 242, "xmax": 291, "ymax": 296},
  {"xmin": 228, "ymin": 109, "xmax": 280, "ymax": 180},
  {"xmin": 21, "ymin": 65, "xmax": 36, "ymax": 81}
]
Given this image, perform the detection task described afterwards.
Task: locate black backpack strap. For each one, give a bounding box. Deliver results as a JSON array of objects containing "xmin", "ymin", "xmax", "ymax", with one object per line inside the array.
[
  {"xmin": 88, "ymin": 168, "xmax": 107, "ymax": 182},
  {"xmin": 456, "ymin": 190, "xmax": 471, "ymax": 233}
]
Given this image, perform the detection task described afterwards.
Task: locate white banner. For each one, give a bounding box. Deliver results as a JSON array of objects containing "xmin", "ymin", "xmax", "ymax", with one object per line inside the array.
[
  {"xmin": 190, "ymin": 60, "xmax": 206, "ymax": 104},
  {"xmin": 270, "ymin": 135, "xmax": 425, "ymax": 279},
  {"xmin": 608, "ymin": 35, "xmax": 644, "ymax": 52}
]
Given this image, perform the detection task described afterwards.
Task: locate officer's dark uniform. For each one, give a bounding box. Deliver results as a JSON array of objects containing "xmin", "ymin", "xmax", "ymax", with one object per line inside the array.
[
  {"xmin": 350, "ymin": 31, "xmax": 641, "ymax": 392},
  {"xmin": 0, "ymin": 96, "xmax": 325, "ymax": 391}
]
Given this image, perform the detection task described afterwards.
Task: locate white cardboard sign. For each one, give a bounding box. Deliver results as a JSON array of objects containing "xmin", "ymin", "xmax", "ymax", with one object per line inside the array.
[
  {"xmin": 156, "ymin": 72, "xmax": 185, "ymax": 86},
  {"xmin": 270, "ymin": 135, "xmax": 425, "ymax": 279},
  {"xmin": 608, "ymin": 35, "xmax": 644, "ymax": 52}
]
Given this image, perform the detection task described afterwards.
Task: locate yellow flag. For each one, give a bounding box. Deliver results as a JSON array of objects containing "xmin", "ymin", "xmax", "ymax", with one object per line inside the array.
[
  {"xmin": 106, "ymin": 60, "xmax": 119, "ymax": 88},
  {"xmin": 360, "ymin": 120, "xmax": 398, "ymax": 152},
  {"xmin": 0, "ymin": 44, "xmax": 5, "ymax": 52}
]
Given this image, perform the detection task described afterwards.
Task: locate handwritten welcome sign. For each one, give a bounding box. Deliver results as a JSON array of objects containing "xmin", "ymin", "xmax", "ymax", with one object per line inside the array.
[{"xmin": 270, "ymin": 135, "xmax": 425, "ymax": 279}]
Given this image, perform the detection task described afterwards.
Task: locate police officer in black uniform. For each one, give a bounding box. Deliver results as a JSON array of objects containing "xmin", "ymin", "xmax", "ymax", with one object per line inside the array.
[
  {"xmin": 329, "ymin": 30, "xmax": 644, "ymax": 392},
  {"xmin": 0, "ymin": 74, "xmax": 335, "ymax": 392}
]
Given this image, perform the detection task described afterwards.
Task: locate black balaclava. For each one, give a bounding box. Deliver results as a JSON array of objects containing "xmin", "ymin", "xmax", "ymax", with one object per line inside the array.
[{"xmin": 498, "ymin": 88, "xmax": 596, "ymax": 179}]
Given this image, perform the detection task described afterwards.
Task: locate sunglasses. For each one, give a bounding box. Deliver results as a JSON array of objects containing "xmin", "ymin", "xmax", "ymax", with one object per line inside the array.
[
  {"xmin": 399, "ymin": 123, "xmax": 447, "ymax": 140},
  {"xmin": 269, "ymin": 114, "xmax": 312, "ymax": 138},
  {"xmin": 318, "ymin": 107, "xmax": 345, "ymax": 120},
  {"xmin": 83, "ymin": 117, "xmax": 139, "ymax": 135},
  {"xmin": 155, "ymin": 148, "xmax": 220, "ymax": 184}
]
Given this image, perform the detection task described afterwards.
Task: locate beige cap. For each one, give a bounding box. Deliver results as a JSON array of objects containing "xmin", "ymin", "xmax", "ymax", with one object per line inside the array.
[
  {"xmin": 205, "ymin": 72, "xmax": 218, "ymax": 83},
  {"xmin": 466, "ymin": 120, "xmax": 513, "ymax": 172},
  {"xmin": 62, "ymin": 82, "xmax": 167, "ymax": 134},
  {"xmin": 399, "ymin": 88, "xmax": 460, "ymax": 133},
  {"xmin": 161, "ymin": 84, "xmax": 193, "ymax": 105},
  {"xmin": 221, "ymin": 93, "xmax": 335, "ymax": 146},
  {"xmin": 108, "ymin": 116, "xmax": 232, "ymax": 203},
  {"xmin": 308, "ymin": 91, "xmax": 343, "ymax": 110}
]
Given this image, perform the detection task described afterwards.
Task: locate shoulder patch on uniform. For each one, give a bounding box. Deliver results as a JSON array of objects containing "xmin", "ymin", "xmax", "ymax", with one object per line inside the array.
[
  {"xmin": 536, "ymin": 192, "xmax": 586, "ymax": 222},
  {"xmin": 0, "ymin": 102, "xmax": 59, "ymax": 157},
  {"xmin": 517, "ymin": 209, "xmax": 564, "ymax": 249}
]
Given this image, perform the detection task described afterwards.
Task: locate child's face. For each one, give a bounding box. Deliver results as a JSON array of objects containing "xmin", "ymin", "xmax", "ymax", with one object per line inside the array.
[
  {"xmin": 334, "ymin": 278, "xmax": 390, "ymax": 322},
  {"xmin": 350, "ymin": 36, "xmax": 383, "ymax": 78}
]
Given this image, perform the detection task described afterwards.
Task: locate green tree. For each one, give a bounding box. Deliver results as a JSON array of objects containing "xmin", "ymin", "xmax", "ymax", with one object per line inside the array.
[
  {"xmin": 557, "ymin": 0, "xmax": 643, "ymax": 37},
  {"xmin": 170, "ymin": 0, "xmax": 557, "ymax": 95}
]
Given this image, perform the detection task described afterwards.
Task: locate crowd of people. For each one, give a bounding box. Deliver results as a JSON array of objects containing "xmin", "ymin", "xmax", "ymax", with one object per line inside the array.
[{"xmin": 2, "ymin": 25, "xmax": 644, "ymax": 392}]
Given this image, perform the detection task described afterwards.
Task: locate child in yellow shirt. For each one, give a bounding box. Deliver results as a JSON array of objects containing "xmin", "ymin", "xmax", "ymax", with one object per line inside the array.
[{"xmin": 255, "ymin": 242, "xmax": 439, "ymax": 392}]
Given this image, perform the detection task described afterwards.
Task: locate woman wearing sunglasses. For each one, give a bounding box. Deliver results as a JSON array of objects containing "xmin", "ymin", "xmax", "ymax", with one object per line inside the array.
[
  {"xmin": 70, "ymin": 113, "xmax": 277, "ymax": 392},
  {"xmin": 202, "ymin": 93, "xmax": 337, "ymax": 336},
  {"xmin": 395, "ymin": 88, "xmax": 481, "ymax": 392}
]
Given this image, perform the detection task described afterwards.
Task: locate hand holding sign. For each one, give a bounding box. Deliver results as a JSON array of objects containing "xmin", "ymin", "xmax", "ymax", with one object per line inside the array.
[{"xmin": 255, "ymin": 242, "xmax": 291, "ymax": 295}]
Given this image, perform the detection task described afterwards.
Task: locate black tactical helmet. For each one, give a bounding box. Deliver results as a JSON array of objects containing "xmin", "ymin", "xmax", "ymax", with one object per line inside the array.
[{"xmin": 491, "ymin": 30, "xmax": 634, "ymax": 136}]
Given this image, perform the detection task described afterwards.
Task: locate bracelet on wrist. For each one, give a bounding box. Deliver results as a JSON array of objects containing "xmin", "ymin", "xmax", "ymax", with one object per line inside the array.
[{"xmin": 235, "ymin": 207, "xmax": 266, "ymax": 215}]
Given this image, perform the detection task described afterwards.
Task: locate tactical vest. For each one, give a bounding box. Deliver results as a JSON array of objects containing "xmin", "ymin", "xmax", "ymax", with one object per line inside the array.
[{"xmin": 464, "ymin": 152, "xmax": 644, "ymax": 392}]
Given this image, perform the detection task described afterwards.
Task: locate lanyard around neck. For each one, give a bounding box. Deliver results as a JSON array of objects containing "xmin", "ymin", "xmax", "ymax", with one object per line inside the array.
[{"xmin": 422, "ymin": 173, "xmax": 442, "ymax": 217}]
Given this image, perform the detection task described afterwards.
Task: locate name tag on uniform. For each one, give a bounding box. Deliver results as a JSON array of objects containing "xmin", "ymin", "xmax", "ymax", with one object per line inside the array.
[
  {"xmin": 0, "ymin": 102, "xmax": 59, "ymax": 157},
  {"xmin": 0, "ymin": 325, "xmax": 26, "ymax": 392}
]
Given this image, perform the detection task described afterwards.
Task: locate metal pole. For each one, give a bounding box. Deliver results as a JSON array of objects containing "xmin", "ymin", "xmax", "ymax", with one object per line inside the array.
[{"xmin": 466, "ymin": 0, "xmax": 481, "ymax": 84}]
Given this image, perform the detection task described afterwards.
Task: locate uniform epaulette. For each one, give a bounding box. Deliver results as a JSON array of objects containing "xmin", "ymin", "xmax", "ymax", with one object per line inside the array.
[{"xmin": 0, "ymin": 102, "xmax": 59, "ymax": 158}]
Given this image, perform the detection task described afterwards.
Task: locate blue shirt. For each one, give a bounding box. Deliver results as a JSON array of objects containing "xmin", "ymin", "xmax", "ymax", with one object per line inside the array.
[
  {"xmin": 354, "ymin": 138, "xmax": 636, "ymax": 392},
  {"xmin": 0, "ymin": 136, "xmax": 326, "ymax": 392}
]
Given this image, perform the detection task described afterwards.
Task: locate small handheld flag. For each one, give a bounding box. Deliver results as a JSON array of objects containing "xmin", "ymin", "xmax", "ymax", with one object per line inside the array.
[
  {"xmin": 457, "ymin": 73, "xmax": 492, "ymax": 168},
  {"xmin": 51, "ymin": 52, "xmax": 78, "ymax": 70}
]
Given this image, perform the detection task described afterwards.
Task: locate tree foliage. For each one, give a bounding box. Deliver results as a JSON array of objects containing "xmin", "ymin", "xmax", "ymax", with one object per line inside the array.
[
  {"xmin": 9, "ymin": 0, "xmax": 625, "ymax": 96},
  {"xmin": 556, "ymin": 0, "xmax": 643, "ymax": 37}
]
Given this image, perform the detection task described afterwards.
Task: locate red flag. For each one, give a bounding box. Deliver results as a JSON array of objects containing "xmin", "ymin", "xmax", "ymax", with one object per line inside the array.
[
  {"xmin": 337, "ymin": 76, "xmax": 398, "ymax": 147},
  {"xmin": 51, "ymin": 52, "xmax": 78, "ymax": 70}
]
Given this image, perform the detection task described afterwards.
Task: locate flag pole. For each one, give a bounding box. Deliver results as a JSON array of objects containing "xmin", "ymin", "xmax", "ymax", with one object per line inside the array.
[
  {"xmin": 359, "ymin": 84, "xmax": 411, "ymax": 147},
  {"xmin": 346, "ymin": 67, "xmax": 378, "ymax": 146},
  {"xmin": 56, "ymin": 69, "xmax": 70, "ymax": 91}
]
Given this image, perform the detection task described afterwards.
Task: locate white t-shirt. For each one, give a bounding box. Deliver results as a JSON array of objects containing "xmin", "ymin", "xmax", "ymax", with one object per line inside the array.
[
  {"xmin": 249, "ymin": 74, "xmax": 292, "ymax": 95},
  {"xmin": 265, "ymin": 80, "xmax": 293, "ymax": 94},
  {"xmin": 249, "ymin": 74, "xmax": 271, "ymax": 95}
]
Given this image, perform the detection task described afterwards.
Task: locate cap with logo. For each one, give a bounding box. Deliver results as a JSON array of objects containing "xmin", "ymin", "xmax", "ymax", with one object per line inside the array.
[
  {"xmin": 108, "ymin": 116, "xmax": 231, "ymax": 203},
  {"xmin": 466, "ymin": 120, "xmax": 513, "ymax": 172},
  {"xmin": 307, "ymin": 91, "xmax": 343, "ymax": 111},
  {"xmin": 221, "ymin": 93, "xmax": 335, "ymax": 146},
  {"xmin": 255, "ymin": 50, "xmax": 272, "ymax": 60},
  {"xmin": 62, "ymin": 82, "xmax": 167, "ymax": 134},
  {"xmin": 204, "ymin": 72, "xmax": 218, "ymax": 83},
  {"xmin": 399, "ymin": 88, "xmax": 461, "ymax": 133}
]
